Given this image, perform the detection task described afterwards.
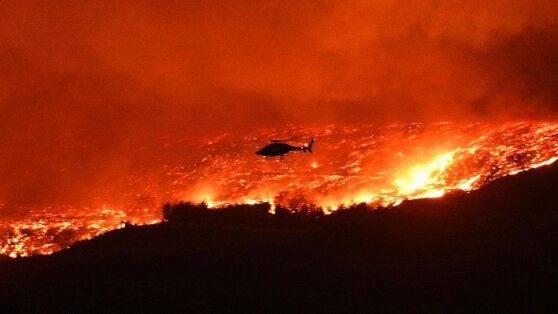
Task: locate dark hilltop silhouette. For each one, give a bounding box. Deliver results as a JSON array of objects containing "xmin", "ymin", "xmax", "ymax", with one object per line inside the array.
[{"xmin": 0, "ymin": 163, "xmax": 557, "ymax": 312}]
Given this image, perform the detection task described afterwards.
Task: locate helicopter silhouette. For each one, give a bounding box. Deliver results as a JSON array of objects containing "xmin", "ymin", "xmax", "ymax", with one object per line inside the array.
[{"xmin": 256, "ymin": 138, "xmax": 315, "ymax": 157}]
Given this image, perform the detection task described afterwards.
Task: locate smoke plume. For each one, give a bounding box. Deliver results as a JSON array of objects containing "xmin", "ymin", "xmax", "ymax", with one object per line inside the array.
[{"xmin": 1, "ymin": 0, "xmax": 557, "ymax": 205}]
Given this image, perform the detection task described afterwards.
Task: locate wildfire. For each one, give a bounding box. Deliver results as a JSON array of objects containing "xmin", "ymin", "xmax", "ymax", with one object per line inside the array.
[
  {"xmin": 2, "ymin": 121, "xmax": 558, "ymax": 258},
  {"xmin": 393, "ymin": 150, "xmax": 457, "ymax": 199}
]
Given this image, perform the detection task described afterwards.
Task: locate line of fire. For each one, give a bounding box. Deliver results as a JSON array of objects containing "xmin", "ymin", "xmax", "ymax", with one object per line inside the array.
[{"xmin": 2, "ymin": 122, "xmax": 558, "ymax": 258}]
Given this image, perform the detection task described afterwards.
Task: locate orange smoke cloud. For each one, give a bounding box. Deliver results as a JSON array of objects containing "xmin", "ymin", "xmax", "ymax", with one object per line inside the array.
[{"xmin": 1, "ymin": 0, "xmax": 557, "ymax": 205}]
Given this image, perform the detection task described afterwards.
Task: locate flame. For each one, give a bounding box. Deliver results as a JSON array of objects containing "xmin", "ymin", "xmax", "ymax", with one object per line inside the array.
[
  {"xmin": 2, "ymin": 121, "xmax": 558, "ymax": 257},
  {"xmin": 457, "ymin": 175, "xmax": 481, "ymax": 191},
  {"xmin": 393, "ymin": 150, "xmax": 456, "ymax": 199}
]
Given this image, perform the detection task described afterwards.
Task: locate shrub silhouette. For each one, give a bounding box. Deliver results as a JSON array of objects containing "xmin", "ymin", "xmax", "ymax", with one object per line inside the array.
[{"xmin": 162, "ymin": 201, "xmax": 208, "ymax": 222}]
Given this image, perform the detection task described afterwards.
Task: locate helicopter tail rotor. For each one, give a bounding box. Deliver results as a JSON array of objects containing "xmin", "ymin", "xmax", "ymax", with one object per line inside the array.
[{"xmin": 303, "ymin": 138, "xmax": 315, "ymax": 153}]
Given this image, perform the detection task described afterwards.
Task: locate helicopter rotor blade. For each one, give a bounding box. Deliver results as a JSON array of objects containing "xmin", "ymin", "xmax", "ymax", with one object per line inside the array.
[{"xmin": 269, "ymin": 136, "xmax": 301, "ymax": 143}]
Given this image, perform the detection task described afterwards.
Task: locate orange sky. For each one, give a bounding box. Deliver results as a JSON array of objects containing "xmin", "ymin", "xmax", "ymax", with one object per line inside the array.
[{"xmin": 1, "ymin": 0, "xmax": 557, "ymax": 205}]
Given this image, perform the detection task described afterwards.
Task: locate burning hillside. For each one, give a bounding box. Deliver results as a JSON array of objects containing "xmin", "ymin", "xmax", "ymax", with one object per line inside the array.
[{"xmin": 1, "ymin": 121, "xmax": 558, "ymax": 258}]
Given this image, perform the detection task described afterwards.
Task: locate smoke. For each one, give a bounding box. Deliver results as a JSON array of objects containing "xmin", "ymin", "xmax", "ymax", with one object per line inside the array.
[{"xmin": 1, "ymin": 0, "xmax": 557, "ymax": 205}]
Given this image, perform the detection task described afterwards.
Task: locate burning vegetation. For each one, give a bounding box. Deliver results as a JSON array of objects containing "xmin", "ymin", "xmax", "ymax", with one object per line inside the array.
[{"xmin": 2, "ymin": 121, "xmax": 558, "ymax": 258}]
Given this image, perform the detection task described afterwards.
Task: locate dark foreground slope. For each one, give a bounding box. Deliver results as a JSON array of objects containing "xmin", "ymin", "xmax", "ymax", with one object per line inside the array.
[{"xmin": 1, "ymin": 165, "xmax": 558, "ymax": 313}]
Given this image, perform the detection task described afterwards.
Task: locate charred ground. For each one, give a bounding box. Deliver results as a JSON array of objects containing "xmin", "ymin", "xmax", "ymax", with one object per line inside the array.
[{"xmin": 1, "ymin": 164, "xmax": 557, "ymax": 312}]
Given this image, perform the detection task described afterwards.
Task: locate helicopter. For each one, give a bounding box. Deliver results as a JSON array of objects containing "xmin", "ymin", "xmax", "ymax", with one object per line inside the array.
[{"xmin": 256, "ymin": 138, "xmax": 315, "ymax": 157}]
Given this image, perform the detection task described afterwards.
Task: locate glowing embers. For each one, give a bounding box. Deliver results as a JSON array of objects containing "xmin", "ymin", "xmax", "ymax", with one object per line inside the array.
[
  {"xmin": 173, "ymin": 121, "xmax": 558, "ymax": 211},
  {"xmin": 2, "ymin": 121, "xmax": 558, "ymax": 258},
  {"xmin": 0, "ymin": 206, "xmax": 160, "ymax": 258}
]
